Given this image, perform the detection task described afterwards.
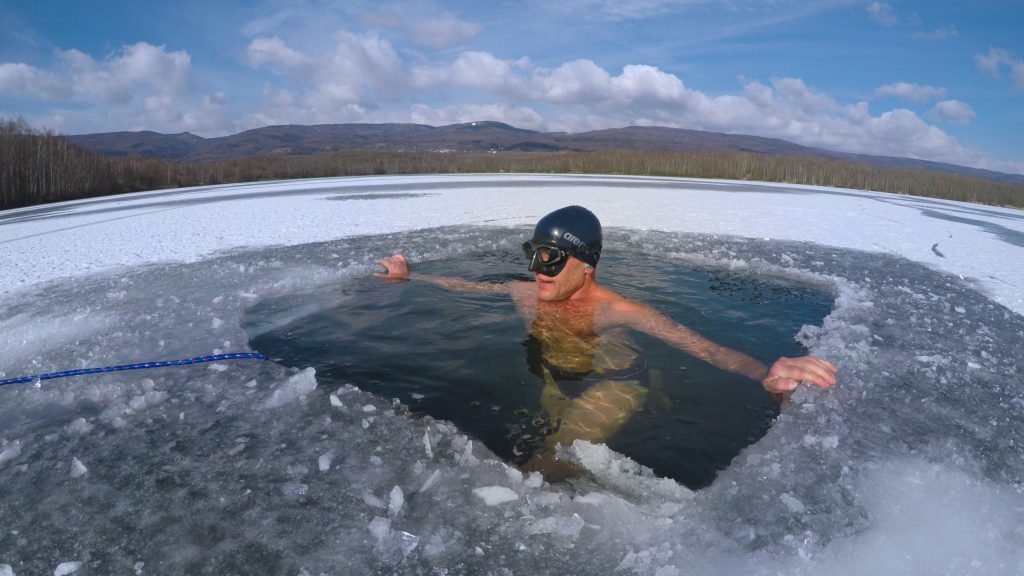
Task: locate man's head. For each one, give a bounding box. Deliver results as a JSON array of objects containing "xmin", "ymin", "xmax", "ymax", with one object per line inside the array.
[
  {"xmin": 523, "ymin": 205, "xmax": 602, "ymax": 300},
  {"xmin": 523, "ymin": 205, "xmax": 602, "ymax": 276}
]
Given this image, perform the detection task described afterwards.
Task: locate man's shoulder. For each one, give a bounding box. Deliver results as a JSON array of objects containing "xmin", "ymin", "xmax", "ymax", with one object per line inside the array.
[{"xmin": 596, "ymin": 287, "xmax": 641, "ymax": 311}]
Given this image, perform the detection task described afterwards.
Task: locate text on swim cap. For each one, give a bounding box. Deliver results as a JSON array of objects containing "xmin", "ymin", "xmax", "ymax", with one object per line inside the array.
[{"xmin": 563, "ymin": 232, "xmax": 586, "ymax": 249}]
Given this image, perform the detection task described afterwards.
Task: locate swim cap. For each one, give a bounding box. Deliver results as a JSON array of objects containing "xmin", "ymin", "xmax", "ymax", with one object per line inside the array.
[{"xmin": 524, "ymin": 205, "xmax": 602, "ymax": 275}]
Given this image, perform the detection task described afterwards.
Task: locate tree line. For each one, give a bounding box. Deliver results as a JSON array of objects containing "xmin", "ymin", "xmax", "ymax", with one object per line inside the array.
[{"xmin": 2, "ymin": 117, "xmax": 1022, "ymax": 212}]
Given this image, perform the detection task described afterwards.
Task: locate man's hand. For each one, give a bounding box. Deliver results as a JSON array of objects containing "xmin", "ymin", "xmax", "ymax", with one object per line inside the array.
[
  {"xmin": 375, "ymin": 254, "xmax": 410, "ymax": 280},
  {"xmin": 762, "ymin": 356, "xmax": 837, "ymax": 394}
]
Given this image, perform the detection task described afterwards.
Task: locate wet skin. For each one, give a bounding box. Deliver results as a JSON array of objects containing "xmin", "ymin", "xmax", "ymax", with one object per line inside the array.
[{"xmin": 376, "ymin": 253, "xmax": 838, "ymax": 479}]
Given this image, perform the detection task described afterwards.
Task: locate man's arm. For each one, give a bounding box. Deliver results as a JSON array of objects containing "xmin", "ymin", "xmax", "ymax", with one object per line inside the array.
[
  {"xmin": 604, "ymin": 299, "xmax": 836, "ymax": 394},
  {"xmin": 375, "ymin": 254, "xmax": 509, "ymax": 295}
]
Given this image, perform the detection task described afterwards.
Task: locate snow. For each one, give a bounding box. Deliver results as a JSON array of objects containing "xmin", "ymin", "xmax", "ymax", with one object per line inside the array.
[
  {"xmin": 1, "ymin": 174, "xmax": 1023, "ymax": 575},
  {"xmin": 1, "ymin": 174, "xmax": 1021, "ymax": 314}
]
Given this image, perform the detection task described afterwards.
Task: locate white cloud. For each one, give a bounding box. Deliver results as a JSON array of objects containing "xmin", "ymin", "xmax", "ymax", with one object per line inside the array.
[
  {"xmin": 241, "ymin": 9, "xmax": 295, "ymax": 37},
  {"xmin": 771, "ymin": 77, "xmax": 838, "ymax": 114},
  {"xmin": 0, "ymin": 42, "xmax": 237, "ymax": 136},
  {"xmin": 975, "ymin": 47, "xmax": 1024, "ymax": 90},
  {"xmin": 408, "ymin": 103, "xmax": 545, "ymax": 129},
  {"xmin": 9, "ymin": 31, "xmax": 1010, "ymax": 173},
  {"xmin": 867, "ymin": 2, "xmax": 899, "ymax": 27},
  {"xmin": 611, "ymin": 65, "xmax": 687, "ymax": 105},
  {"xmin": 59, "ymin": 43, "xmax": 192, "ymax": 105},
  {"xmin": 414, "ymin": 55, "xmax": 689, "ymax": 111},
  {"xmin": 406, "ymin": 13, "xmax": 481, "ymax": 49},
  {"xmin": 247, "ymin": 36, "xmax": 313, "ymax": 77},
  {"xmin": 913, "ymin": 25, "xmax": 958, "ymax": 40},
  {"xmin": 533, "ymin": 59, "xmax": 614, "ymax": 103},
  {"xmin": 874, "ymin": 82, "xmax": 947, "ymax": 102},
  {"xmin": 247, "ymin": 31, "xmax": 406, "ymax": 115},
  {"xmin": 974, "ymin": 47, "xmax": 1004, "ymax": 75},
  {"xmin": 551, "ymin": 0, "xmax": 707, "ymax": 21},
  {"xmin": 0, "ymin": 62, "xmax": 68, "ymax": 98},
  {"xmin": 237, "ymin": 40, "xmax": 1001, "ymax": 170},
  {"xmin": 416, "ymin": 51, "xmax": 527, "ymax": 94},
  {"xmin": 928, "ymin": 100, "xmax": 975, "ymax": 125}
]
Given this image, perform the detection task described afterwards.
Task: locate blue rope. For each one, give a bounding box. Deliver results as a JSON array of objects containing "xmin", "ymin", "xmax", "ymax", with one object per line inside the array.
[{"xmin": 0, "ymin": 353, "xmax": 269, "ymax": 387}]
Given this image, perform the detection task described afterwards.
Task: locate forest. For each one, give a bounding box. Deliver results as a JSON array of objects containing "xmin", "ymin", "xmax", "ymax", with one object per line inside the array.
[{"xmin": 2, "ymin": 118, "xmax": 1022, "ymax": 211}]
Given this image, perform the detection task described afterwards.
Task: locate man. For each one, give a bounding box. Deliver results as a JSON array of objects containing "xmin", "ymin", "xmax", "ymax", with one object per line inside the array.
[{"xmin": 377, "ymin": 205, "xmax": 836, "ymax": 479}]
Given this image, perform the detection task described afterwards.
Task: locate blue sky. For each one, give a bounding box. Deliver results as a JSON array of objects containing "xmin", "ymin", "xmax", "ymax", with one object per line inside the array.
[{"xmin": 1, "ymin": 0, "xmax": 1022, "ymax": 174}]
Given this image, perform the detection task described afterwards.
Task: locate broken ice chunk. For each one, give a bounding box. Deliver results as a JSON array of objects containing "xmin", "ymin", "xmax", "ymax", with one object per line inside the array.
[
  {"xmin": 262, "ymin": 368, "xmax": 318, "ymax": 409},
  {"xmin": 54, "ymin": 562, "xmax": 83, "ymax": 576},
  {"xmin": 280, "ymin": 482, "xmax": 308, "ymax": 498},
  {"xmin": 318, "ymin": 452, "xmax": 334, "ymax": 472},
  {"xmin": 780, "ymin": 493, "xmax": 807, "ymax": 514},
  {"xmin": 525, "ymin": 514, "xmax": 585, "ymax": 540},
  {"xmin": 0, "ymin": 442, "xmax": 21, "ymax": 468},
  {"xmin": 362, "ymin": 491, "xmax": 385, "ymax": 509},
  {"xmin": 368, "ymin": 516, "xmax": 391, "ymax": 543},
  {"xmin": 524, "ymin": 472, "xmax": 544, "ymax": 489},
  {"xmin": 70, "ymin": 457, "xmax": 88, "ymax": 478},
  {"xmin": 472, "ymin": 486, "xmax": 518, "ymax": 506},
  {"xmin": 389, "ymin": 486, "xmax": 404, "ymax": 517},
  {"xmin": 0, "ymin": 563, "xmax": 13, "ymax": 576},
  {"xmin": 64, "ymin": 418, "xmax": 93, "ymax": 435},
  {"xmin": 422, "ymin": 431, "xmax": 433, "ymax": 458},
  {"xmin": 396, "ymin": 531, "xmax": 419, "ymax": 555},
  {"xmin": 419, "ymin": 469, "xmax": 441, "ymax": 493}
]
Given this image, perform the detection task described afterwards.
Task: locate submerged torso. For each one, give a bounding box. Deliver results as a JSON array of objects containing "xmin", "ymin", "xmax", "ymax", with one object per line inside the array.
[{"xmin": 512, "ymin": 282, "xmax": 642, "ymax": 377}]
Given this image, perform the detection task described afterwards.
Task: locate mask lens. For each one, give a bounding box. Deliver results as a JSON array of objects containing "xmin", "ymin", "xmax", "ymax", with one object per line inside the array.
[
  {"xmin": 522, "ymin": 242, "xmax": 536, "ymax": 260},
  {"xmin": 537, "ymin": 246, "xmax": 561, "ymax": 263},
  {"xmin": 523, "ymin": 242, "xmax": 566, "ymax": 264},
  {"xmin": 524, "ymin": 241, "xmax": 570, "ymax": 277}
]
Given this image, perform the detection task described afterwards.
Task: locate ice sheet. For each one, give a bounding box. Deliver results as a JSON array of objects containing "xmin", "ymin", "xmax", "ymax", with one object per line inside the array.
[
  {"xmin": 1, "ymin": 175, "xmax": 1023, "ymax": 574},
  {"xmin": 1, "ymin": 174, "xmax": 1021, "ymax": 314}
]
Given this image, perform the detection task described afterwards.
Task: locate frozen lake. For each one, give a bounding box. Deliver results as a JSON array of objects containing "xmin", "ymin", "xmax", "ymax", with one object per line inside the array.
[{"xmin": 1, "ymin": 174, "xmax": 1023, "ymax": 575}]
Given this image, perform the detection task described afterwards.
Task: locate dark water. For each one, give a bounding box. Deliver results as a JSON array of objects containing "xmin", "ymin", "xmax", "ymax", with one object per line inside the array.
[{"xmin": 245, "ymin": 250, "xmax": 833, "ymax": 488}]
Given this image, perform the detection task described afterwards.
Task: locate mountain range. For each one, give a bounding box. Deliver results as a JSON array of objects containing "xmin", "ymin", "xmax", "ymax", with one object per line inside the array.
[{"xmin": 68, "ymin": 121, "xmax": 1024, "ymax": 186}]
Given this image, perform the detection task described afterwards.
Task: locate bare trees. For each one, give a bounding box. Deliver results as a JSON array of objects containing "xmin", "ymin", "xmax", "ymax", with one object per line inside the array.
[{"xmin": 2, "ymin": 118, "xmax": 1022, "ymax": 211}]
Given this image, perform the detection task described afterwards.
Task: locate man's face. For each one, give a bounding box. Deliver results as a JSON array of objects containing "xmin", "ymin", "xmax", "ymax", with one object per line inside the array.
[{"xmin": 535, "ymin": 256, "xmax": 587, "ymax": 302}]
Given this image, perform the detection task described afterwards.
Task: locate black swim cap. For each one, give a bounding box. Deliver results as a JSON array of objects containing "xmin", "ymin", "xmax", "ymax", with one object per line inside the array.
[{"xmin": 529, "ymin": 205, "xmax": 602, "ymax": 268}]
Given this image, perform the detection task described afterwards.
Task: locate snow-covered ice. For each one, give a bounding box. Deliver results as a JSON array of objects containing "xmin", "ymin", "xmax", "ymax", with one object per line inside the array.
[{"xmin": 1, "ymin": 174, "xmax": 1023, "ymax": 575}]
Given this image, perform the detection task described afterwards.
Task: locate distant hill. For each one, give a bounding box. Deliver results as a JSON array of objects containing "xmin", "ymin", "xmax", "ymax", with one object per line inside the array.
[{"xmin": 68, "ymin": 121, "xmax": 1024, "ymax": 186}]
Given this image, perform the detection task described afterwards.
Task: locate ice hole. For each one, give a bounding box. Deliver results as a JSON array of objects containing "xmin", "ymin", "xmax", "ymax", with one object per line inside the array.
[{"xmin": 244, "ymin": 234, "xmax": 834, "ymax": 488}]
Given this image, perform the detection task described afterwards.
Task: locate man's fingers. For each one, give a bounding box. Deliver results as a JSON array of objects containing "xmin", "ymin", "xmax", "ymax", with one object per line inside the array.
[
  {"xmin": 764, "ymin": 356, "xmax": 838, "ymax": 393},
  {"xmin": 764, "ymin": 377, "xmax": 798, "ymax": 393},
  {"xmin": 374, "ymin": 254, "xmax": 409, "ymax": 279}
]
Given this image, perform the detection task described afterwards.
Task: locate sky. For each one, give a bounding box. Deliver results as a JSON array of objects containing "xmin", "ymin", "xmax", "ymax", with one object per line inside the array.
[{"xmin": 0, "ymin": 0, "xmax": 1022, "ymax": 174}]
